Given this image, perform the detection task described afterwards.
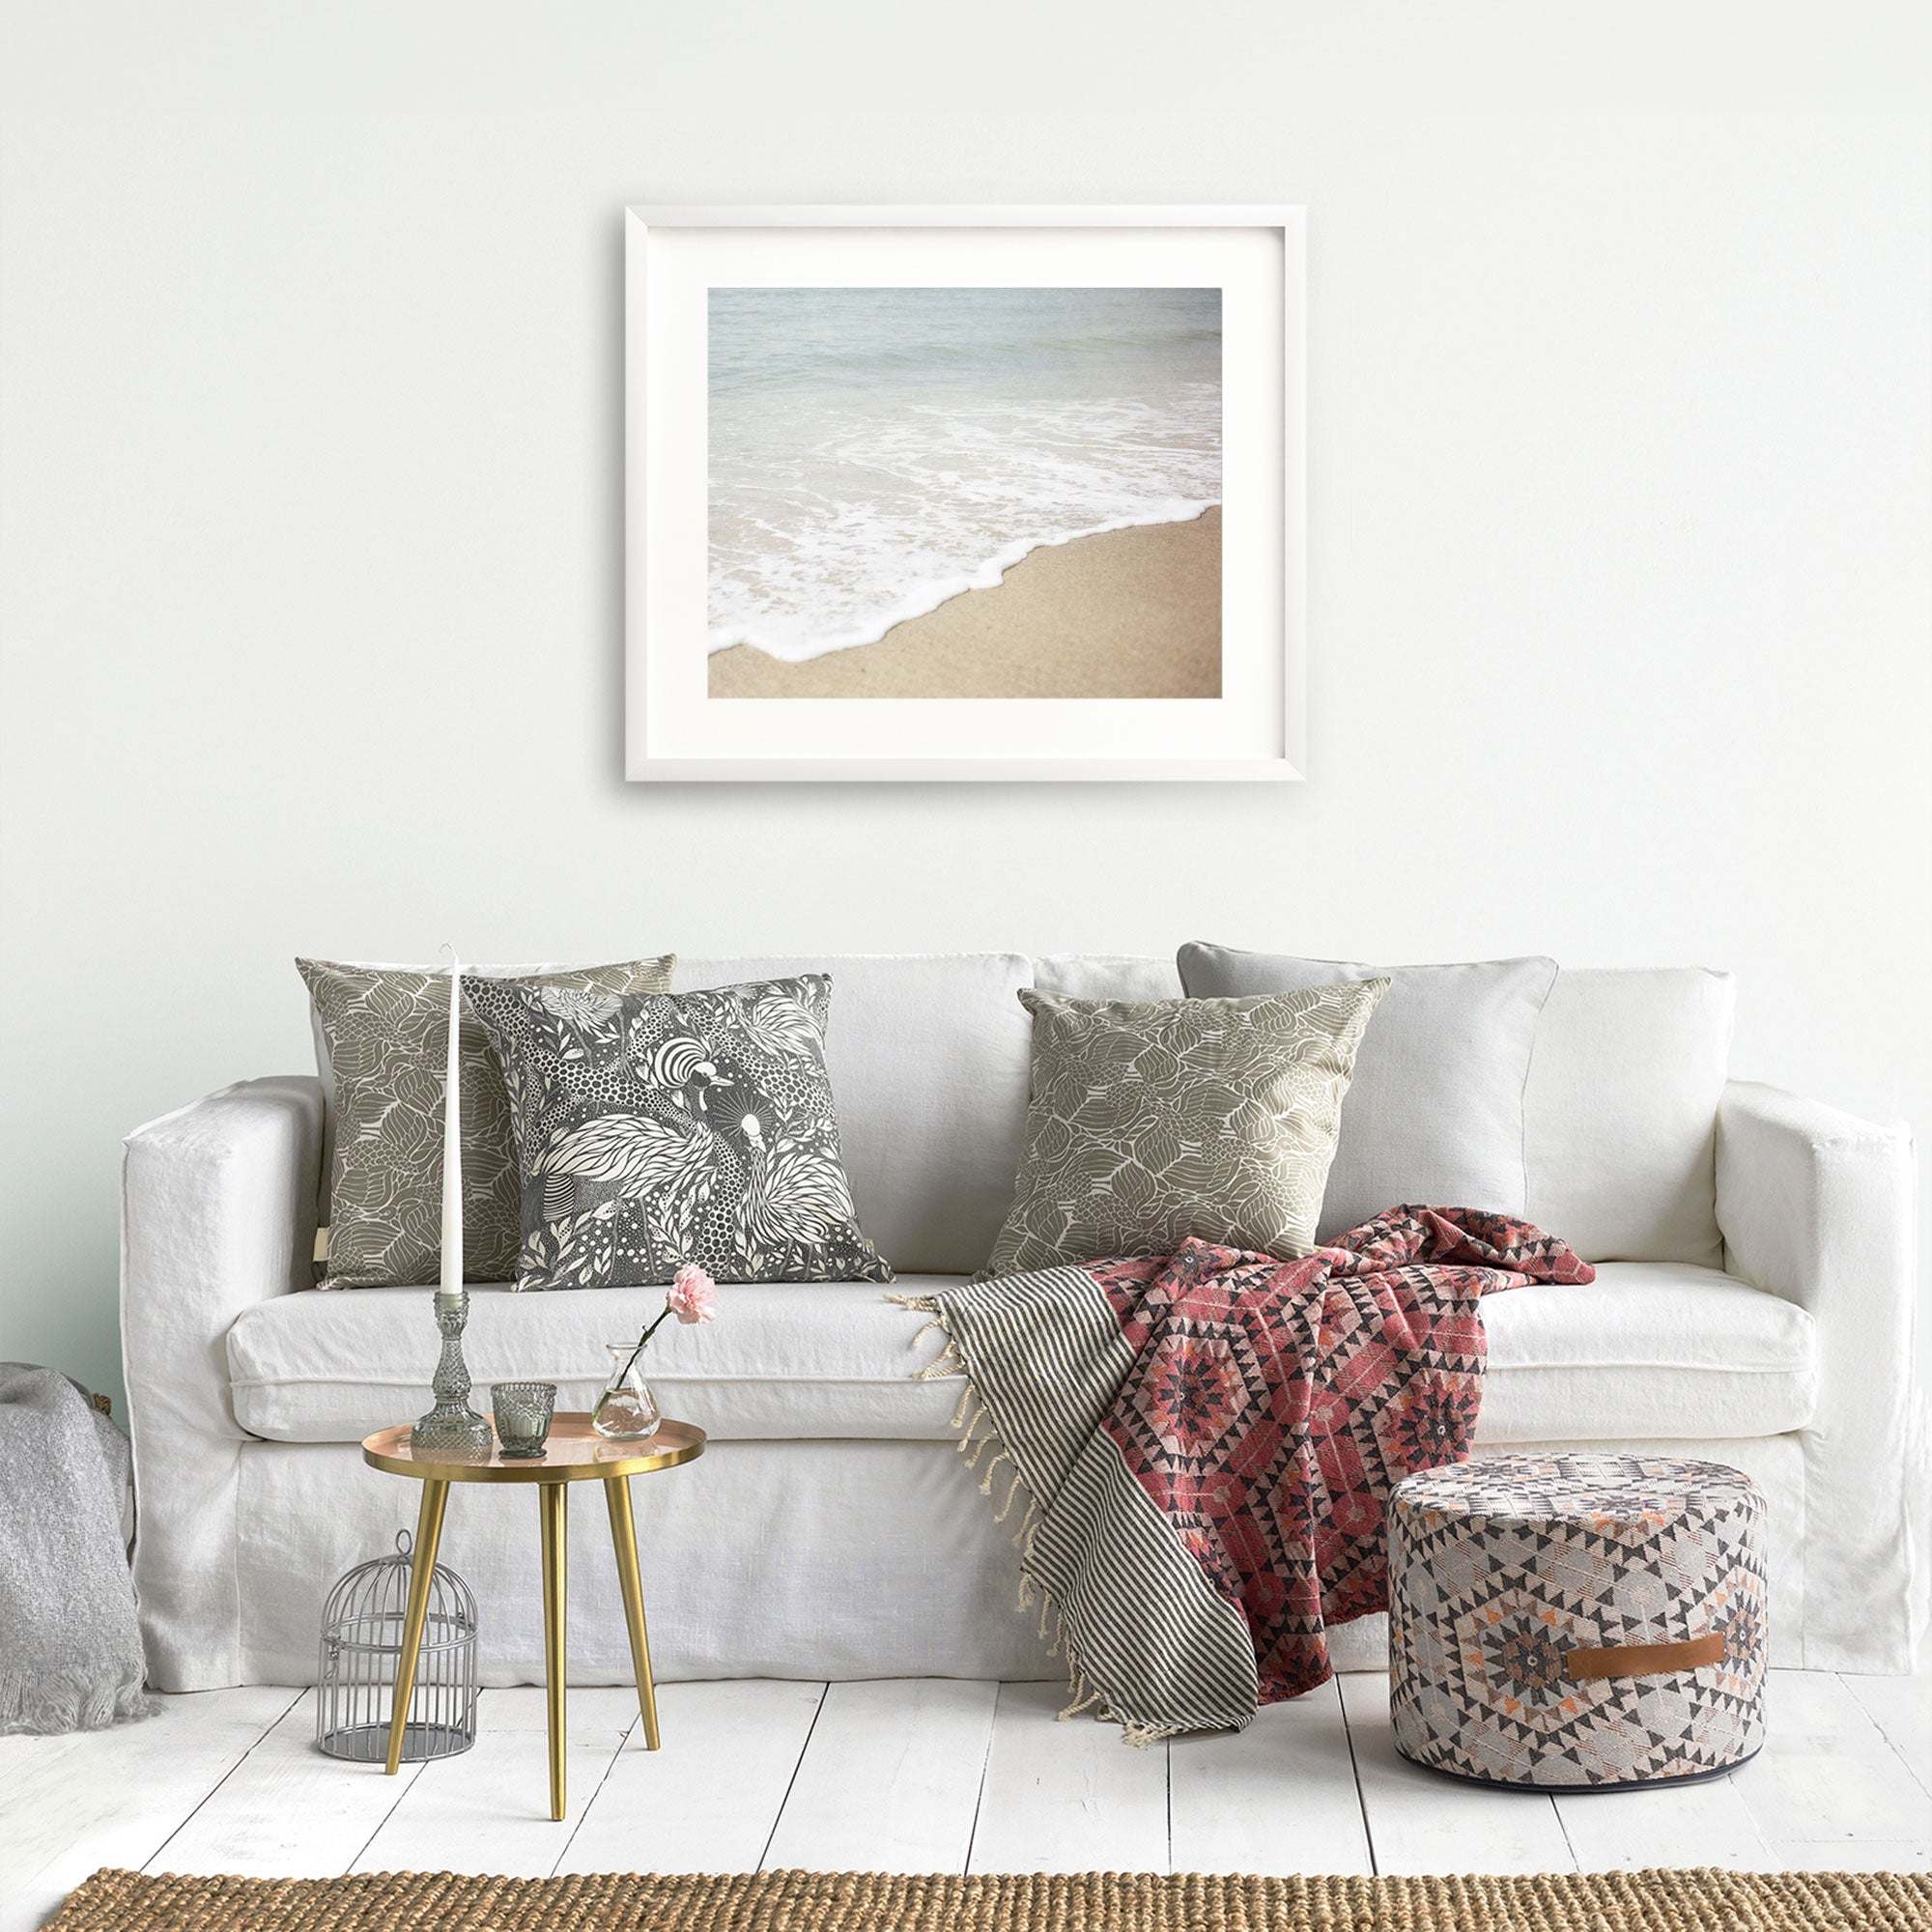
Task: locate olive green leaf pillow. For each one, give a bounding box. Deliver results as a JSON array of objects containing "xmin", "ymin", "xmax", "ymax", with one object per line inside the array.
[
  {"xmin": 298, "ymin": 955, "xmax": 674, "ymax": 1288},
  {"xmin": 979, "ymin": 980, "xmax": 1388, "ymax": 1281}
]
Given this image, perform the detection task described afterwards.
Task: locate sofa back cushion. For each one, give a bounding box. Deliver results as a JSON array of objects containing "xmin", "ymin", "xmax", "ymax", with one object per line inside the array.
[
  {"xmin": 1177, "ymin": 948, "xmax": 1558, "ymax": 1242},
  {"xmin": 673, "ymin": 953, "xmax": 1033, "ymax": 1276},
  {"xmin": 1032, "ymin": 953, "xmax": 1183, "ymax": 1003},
  {"xmin": 1038, "ymin": 954, "xmax": 1734, "ymax": 1266},
  {"xmin": 510, "ymin": 952, "xmax": 1728, "ymax": 1277},
  {"xmin": 1523, "ymin": 967, "xmax": 1734, "ymax": 1267}
]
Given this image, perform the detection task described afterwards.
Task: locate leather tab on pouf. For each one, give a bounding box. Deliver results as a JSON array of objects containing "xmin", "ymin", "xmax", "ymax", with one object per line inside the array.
[{"xmin": 1388, "ymin": 1453, "xmax": 1767, "ymax": 1789}]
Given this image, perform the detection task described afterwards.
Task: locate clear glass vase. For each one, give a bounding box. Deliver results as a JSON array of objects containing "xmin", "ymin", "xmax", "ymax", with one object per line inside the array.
[{"xmin": 592, "ymin": 1345, "xmax": 662, "ymax": 1439}]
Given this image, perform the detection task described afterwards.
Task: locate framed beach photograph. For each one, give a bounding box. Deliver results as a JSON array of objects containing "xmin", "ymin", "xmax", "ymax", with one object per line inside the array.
[{"xmin": 625, "ymin": 206, "xmax": 1304, "ymax": 781}]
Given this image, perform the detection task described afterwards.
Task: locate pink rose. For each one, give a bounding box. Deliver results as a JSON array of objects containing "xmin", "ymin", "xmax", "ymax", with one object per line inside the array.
[{"xmin": 666, "ymin": 1263, "xmax": 718, "ymax": 1326}]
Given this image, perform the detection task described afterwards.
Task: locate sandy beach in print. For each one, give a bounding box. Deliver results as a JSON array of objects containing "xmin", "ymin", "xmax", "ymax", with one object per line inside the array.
[
  {"xmin": 708, "ymin": 286, "xmax": 1221, "ymax": 698},
  {"xmin": 710, "ymin": 508, "xmax": 1220, "ymax": 699}
]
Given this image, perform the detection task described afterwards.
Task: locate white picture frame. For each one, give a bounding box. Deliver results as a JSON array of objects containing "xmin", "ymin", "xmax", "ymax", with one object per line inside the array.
[{"xmin": 625, "ymin": 205, "xmax": 1305, "ymax": 781}]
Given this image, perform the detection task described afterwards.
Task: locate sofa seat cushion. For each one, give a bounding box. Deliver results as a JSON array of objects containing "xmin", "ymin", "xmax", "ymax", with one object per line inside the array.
[
  {"xmin": 228, "ymin": 1278, "xmax": 967, "ymax": 1445},
  {"xmin": 1477, "ymin": 1264, "xmax": 1815, "ymax": 1443},
  {"xmin": 229, "ymin": 1262, "xmax": 1814, "ymax": 1450}
]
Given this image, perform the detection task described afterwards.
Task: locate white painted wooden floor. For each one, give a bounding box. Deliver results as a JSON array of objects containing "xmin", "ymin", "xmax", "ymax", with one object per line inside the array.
[{"xmin": 2, "ymin": 1671, "xmax": 1927, "ymax": 1932}]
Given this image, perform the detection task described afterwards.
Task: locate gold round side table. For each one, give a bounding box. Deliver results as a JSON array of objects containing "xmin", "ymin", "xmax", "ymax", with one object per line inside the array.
[{"xmin": 361, "ymin": 1413, "xmax": 705, "ymax": 1820}]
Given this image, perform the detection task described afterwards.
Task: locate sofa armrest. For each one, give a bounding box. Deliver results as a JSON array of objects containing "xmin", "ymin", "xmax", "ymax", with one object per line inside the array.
[
  {"xmin": 1716, "ymin": 1079, "xmax": 1918, "ymax": 1669},
  {"xmin": 120, "ymin": 1075, "xmax": 324, "ymax": 1688},
  {"xmin": 1718, "ymin": 1080, "xmax": 1915, "ymax": 1314}
]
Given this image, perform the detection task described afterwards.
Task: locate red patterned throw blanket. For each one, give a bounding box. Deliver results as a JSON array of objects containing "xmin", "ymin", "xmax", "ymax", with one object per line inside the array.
[{"xmin": 896, "ymin": 1206, "xmax": 1593, "ymax": 1741}]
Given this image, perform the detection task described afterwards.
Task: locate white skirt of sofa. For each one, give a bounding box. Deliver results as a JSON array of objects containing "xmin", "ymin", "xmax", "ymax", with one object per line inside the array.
[{"xmin": 226, "ymin": 1432, "xmax": 1805, "ymax": 1689}]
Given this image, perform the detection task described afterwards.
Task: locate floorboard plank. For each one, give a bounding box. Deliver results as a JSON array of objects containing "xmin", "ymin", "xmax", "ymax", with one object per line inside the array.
[
  {"xmin": 1840, "ymin": 1671, "xmax": 1932, "ymax": 1798},
  {"xmin": 558, "ymin": 1679, "xmax": 825, "ymax": 1876},
  {"xmin": 762, "ymin": 1679, "xmax": 997, "ymax": 1875},
  {"xmin": 0, "ymin": 1685, "xmax": 298, "ymax": 1932},
  {"xmin": 968, "ymin": 1681, "xmax": 1169, "ymax": 1874},
  {"xmin": 145, "ymin": 1690, "xmax": 432, "ymax": 1879},
  {"xmin": 1552, "ymin": 1772, "xmax": 1771, "ymax": 1872},
  {"xmin": 465, "ymin": 1686, "xmax": 648, "ymax": 1734},
  {"xmin": 4, "ymin": 1666, "xmax": 1927, "ymax": 1913},
  {"xmin": 1337, "ymin": 1672, "xmax": 1575, "ymax": 1876},
  {"xmin": 351, "ymin": 1690, "xmax": 631, "ymax": 1877},
  {"xmin": 1169, "ymin": 1678, "xmax": 1370, "ymax": 1875},
  {"xmin": 1734, "ymin": 1670, "xmax": 1932, "ymax": 1852},
  {"xmin": 1752, "ymin": 1839, "xmax": 1932, "ymax": 1871}
]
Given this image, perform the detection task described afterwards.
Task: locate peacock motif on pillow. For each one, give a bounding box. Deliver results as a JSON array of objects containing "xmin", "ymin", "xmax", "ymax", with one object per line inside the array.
[{"xmin": 464, "ymin": 972, "xmax": 892, "ymax": 1290}]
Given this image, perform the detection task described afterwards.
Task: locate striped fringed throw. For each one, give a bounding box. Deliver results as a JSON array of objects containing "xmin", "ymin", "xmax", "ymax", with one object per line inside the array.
[{"xmin": 895, "ymin": 1207, "xmax": 1593, "ymax": 1743}]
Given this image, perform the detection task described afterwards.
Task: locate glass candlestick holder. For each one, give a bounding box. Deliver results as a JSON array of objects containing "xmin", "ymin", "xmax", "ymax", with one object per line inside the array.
[{"xmin": 412, "ymin": 1290, "xmax": 494, "ymax": 1461}]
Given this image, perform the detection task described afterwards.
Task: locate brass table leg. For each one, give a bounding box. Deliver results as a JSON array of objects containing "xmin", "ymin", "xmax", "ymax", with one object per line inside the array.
[
  {"xmin": 539, "ymin": 1481, "xmax": 568, "ymax": 1821},
  {"xmin": 385, "ymin": 1479, "xmax": 449, "ymax": 1776},
  {"xmin": 604, "ymin": 1474, "xmax": 662, "ymax": 1750}
]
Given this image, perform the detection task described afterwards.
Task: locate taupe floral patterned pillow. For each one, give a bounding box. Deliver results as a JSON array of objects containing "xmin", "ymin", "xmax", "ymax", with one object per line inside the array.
[
  {"xmin": 466, "ymin": 972, "xmax": 891, "ymax": 1291},
  {"xmin": 298, "ymin": 956, "xmax": 674, "ymax": 1287},
  {"xmin": 979, "ymin": 981, "xmax": 1388, "ymax": 1280}
]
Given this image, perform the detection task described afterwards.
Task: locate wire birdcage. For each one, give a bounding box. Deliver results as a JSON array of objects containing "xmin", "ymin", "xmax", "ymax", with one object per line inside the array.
[{"xmin": 316, "ymin": 1528, "xmax": 477, "ymax": 1762}]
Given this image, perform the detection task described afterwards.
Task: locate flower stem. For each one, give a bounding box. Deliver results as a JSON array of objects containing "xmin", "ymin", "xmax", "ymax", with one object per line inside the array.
[{"xmin": 615, "ymin": 1303, "xmax": 672, "ymax": 1386}]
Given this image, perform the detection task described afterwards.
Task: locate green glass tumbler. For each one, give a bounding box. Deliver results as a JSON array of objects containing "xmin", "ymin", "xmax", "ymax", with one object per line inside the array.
[{"xmin": 490, "ymin": 1381, "xmax": 556, "ymax": 1459}]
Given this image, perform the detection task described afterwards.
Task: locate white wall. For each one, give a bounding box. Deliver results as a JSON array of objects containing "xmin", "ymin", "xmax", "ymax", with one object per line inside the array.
[{"xmin": 2, "ymin": 6, "xmax": 1928, "ymax": 1405}]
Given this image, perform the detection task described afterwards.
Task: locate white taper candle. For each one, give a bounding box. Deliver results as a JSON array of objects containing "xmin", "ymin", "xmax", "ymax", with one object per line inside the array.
[{"xmin": 440, "ymin": 949, "xmax": 463, "ymax": 1299}]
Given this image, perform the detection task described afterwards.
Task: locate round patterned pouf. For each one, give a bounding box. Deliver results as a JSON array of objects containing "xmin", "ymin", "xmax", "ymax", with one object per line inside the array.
[{"xmin": 1388, "ymin": 1452, "xmax": 1767, "ymax": 1790}]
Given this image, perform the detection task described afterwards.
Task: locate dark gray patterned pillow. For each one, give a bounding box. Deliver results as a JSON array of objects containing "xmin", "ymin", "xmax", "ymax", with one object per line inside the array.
[
  {"xmin": 465, "ymin": 972, "xmax": 892, "ymax": 1290},
  {"xmin": 298, "ymin": 955, "xmax": 674, "ymax": 1288},
  {"xmin": 979, "ymin": 981, "xmax": 1387, "ymax": 1280}
]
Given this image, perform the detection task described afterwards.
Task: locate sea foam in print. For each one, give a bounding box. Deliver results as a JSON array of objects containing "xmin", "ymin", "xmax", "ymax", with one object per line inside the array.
[{"xmin": 706, "ymin": 286, "xmax": 1222, "ymax": 666}]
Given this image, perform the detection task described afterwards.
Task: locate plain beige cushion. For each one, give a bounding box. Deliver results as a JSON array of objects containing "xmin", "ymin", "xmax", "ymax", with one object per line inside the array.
[{"xmin": 1524, "ymin": 968, "xmax": 1734, "ymax": 1265}]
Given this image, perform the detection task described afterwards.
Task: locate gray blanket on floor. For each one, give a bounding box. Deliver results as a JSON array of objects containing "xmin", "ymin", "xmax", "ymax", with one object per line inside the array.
[{"xmin": 0, "ymin": 1363, "xmax": 153, "ymax": 1733}]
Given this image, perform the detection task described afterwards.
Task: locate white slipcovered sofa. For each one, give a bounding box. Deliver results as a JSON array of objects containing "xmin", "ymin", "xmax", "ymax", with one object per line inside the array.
[{"xmin": 121, "ymin": 952, "xmax": 1920, "ymax": 1692}]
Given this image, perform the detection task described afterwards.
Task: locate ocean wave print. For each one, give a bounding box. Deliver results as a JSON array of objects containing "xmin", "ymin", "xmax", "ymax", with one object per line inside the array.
[{"xmin": 708, "ymin": 287, "xmax": 1223, "ymax": 663}]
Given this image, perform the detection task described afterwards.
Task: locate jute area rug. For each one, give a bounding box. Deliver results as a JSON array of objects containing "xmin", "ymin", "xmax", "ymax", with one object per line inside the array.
[{"xmin": 47, "ymin": 1866, "xmax": 1932, "ymax": 1931}]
